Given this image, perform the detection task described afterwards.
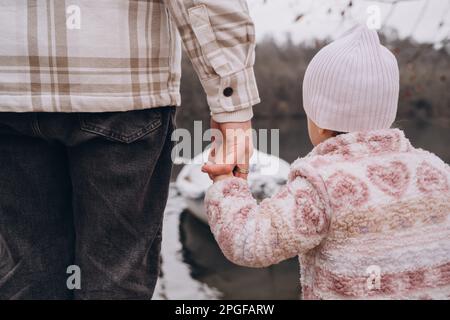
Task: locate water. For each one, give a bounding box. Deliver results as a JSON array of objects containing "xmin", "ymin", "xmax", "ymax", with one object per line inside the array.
[
  {"xmin": 155, "ymin": 116, "xmax": 449, "ymax": 300},
  {"xmin": 153, "ymin": 187, "xmax": 221, "ymax": 300}
]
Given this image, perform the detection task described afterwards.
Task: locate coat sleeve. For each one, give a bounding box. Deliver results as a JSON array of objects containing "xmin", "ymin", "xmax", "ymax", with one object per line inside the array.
[
  {"xmin": 204, "ymin": 166, "xmax": 331, "ymax": 268},
  {"xmin": 163, "ymin": 0, "xmax": 260, "ymax": 123}
]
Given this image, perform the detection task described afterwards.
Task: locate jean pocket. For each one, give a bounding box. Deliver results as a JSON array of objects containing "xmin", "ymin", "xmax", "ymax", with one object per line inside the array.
[{"xmin": 79, "ymin": 108, "xmax": 163, "ymax": 144}]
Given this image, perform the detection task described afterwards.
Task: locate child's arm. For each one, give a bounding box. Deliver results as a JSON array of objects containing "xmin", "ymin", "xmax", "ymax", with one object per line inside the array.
[{"xmin": 204, "ymin": 165, "xmax": 331, "ymax": 268}]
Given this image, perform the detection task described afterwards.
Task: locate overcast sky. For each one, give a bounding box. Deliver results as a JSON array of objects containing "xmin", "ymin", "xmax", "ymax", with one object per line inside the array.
[{"xmin": 248, "ymin": 0, "xmax": 450, "ymax": 45}]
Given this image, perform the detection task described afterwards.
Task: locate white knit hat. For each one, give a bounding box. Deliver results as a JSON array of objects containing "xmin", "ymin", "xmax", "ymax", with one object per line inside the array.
[{"xmin": 302, "ymin": 25, "xmax": 400, "ymax": 132}]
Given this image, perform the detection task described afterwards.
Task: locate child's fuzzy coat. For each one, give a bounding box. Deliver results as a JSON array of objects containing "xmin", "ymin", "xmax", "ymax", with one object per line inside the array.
[{"xmin": 205, "ymin": 129, "xmax": 450, "ymax": 299}]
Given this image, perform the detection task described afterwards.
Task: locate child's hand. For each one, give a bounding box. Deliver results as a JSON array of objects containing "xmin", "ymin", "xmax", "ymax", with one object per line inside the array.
[{"xmin": 201, "ymin": 162, "xmax": 234, "ymax": 183}]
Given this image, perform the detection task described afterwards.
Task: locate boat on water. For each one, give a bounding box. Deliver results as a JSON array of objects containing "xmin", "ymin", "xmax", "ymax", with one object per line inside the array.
[{"xmin": 175, "ymin": 148, "xmax": 291, "ymax": 223}]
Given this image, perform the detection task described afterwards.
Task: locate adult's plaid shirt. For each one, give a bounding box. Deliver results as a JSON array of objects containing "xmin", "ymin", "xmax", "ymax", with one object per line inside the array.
[{"xmin": 0, "ymin": 0, "xmax": 260, "ymax": 122}]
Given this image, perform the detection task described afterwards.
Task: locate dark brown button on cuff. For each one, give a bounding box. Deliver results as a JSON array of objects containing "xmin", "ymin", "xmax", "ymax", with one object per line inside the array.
[{"xmin": 223, "ymin": 87, "xmax": 234, "ymax": 97}]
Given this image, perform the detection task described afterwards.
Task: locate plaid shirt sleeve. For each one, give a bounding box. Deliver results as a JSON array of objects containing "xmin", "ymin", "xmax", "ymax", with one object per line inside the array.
[{"xmin": 163, "ymin": 0, "xmax": 260, "ymax": 122}]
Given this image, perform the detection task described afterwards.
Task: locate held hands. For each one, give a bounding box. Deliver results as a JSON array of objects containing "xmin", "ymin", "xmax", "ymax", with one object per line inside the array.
[{"xmin": 201, "ymin": 119, "xmax": 253, "ymax": 182}]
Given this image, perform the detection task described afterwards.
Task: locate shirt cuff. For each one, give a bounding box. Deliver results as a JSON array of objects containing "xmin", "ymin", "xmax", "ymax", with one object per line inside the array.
[
  {"xmin": 201, "ymin": 66, "xmax": 260, "ymax": 119},
  {"xmin": 212, "ymin": 107, "xmax": 253, "ymax": 123}
]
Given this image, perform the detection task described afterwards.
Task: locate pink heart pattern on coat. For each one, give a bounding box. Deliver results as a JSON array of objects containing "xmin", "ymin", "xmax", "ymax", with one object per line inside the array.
[
  {"xmin": 326, "ymin": 171, "xmax": 369, "ymax": 210},
  {"xmin": 416, "ymin": 161, "xmax": 449, "ymax": 194},
  {"xmin": 367, "ymin": 161, "xmax": 410, "ymax": 198}
]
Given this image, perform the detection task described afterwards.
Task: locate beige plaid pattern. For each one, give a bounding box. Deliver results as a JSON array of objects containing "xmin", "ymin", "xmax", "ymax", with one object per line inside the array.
[{"xmin": 0, "ymin": 0, "xmax": 259, "ymax": 122}]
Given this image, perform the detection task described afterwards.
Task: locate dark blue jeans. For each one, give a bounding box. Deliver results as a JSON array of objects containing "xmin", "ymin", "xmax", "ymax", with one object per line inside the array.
[{"xmin": 0, "ymin": 107, "xmax": 175, "ymax": 300}]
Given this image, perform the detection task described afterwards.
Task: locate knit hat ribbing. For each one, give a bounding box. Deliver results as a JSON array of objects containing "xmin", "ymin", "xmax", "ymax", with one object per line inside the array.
[{"xmin": 302, "ymin": 25, "xmax": 400, "ymax": 132}]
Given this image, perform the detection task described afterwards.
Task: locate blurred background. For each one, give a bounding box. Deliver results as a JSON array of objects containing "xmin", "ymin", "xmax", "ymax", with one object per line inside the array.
[{"xmin": 154, "ymin": 0, "xmax": 450, "ymax": 300}]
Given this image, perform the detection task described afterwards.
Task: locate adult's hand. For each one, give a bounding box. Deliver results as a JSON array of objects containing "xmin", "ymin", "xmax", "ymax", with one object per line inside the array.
[{"xmin": 202, "ymin": 119, "xmax": 253, "ymax": 181}]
